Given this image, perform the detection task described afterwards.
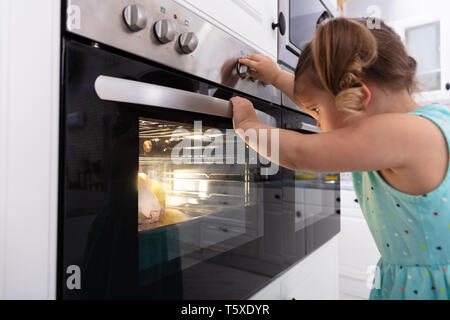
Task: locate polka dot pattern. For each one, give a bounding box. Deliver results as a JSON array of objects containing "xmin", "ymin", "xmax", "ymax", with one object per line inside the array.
[{"xmin": 352, "ymin": 104, "xmax": 450, "ymax": 300}]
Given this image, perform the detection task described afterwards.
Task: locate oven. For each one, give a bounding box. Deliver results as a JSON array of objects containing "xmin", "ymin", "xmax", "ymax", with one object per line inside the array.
[
  {"xmin": 275, "ymin": 0, "xmax": 335, "ymax": 69},
  {"xmin": 61, "ymin": 0, "xmax": 286, "ymax": 300},
  {"xmin": 60, "ymin": 0, "xmax": 339, "ymax": 300},
  {"xmin": 281, "ymin": 107, "xmax": 340, "ymax": 255},
  {"xmin": 60, "ymin": 38, "xmax": 286, "ymax": 299}
]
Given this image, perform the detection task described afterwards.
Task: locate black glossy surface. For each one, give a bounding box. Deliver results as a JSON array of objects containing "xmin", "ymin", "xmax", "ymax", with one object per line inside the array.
[
  {"xmin": 281, "ymin": 108, "xmax": 340, "ymax": 256},
  {"xmin": 59, "ymin": 37, "xmax": 339, "ymax": 300}
]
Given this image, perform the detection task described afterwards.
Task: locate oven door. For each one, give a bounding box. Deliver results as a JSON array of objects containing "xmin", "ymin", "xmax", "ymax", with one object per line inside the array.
[
  {"xmin": 60, "ymin": 39, "xmax": 288, "ymax": 299},
  {"xmin": 281, "ymin": 107, "xmax": 340, "ymax": 256},
  {"xmin": 278, "ymin": 0, "xmax": 333, "ymax": 69}
]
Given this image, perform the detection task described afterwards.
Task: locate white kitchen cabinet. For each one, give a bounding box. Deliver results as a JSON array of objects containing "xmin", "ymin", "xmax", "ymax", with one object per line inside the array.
[
  {"xmin": 248, "ymin": 277, "xmax": 282, "ymax": 299},
  {"xmin": 338, "ymin": 175, "xmax": 381, "ymax": 300},
  {"xmin": 391, "ymin": 15, "xmax": 450, "ymax": 106},
  {"xmin": 279, "ymin": 235, "xmax": 339, "ymax": 300},
  {"xmin": 173, "ymin": 0, "xmax": 278, "ymax": 58},
  {"xmin": 0, "ymin": 0, "xmax": 61, "ymax": 299}
]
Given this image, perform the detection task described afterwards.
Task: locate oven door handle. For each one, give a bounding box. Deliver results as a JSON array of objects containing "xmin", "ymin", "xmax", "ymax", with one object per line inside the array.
[{"xmin": 94, "ymin": 75, "xmax": 277, "ymax": 127}]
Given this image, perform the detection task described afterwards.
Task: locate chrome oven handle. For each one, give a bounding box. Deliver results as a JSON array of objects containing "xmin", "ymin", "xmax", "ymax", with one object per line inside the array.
[{"xmin": 94, "ymin": 75, "xmax": 277, "ymax": 127}]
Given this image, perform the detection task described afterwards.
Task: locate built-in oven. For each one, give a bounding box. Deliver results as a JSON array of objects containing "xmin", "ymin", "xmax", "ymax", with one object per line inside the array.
[
  {"xmin": 281, "ymin": 107, "xmax": 340, "ymax": 255},
  {"xmin": 60, "ymin": 0, "xmax": 340, "ymax": 300},
  {"xmin": 275, "ymin": 0, "xmax": 335, "ymax": 69},
  {"xmin": 60, "ymin": 38, "xmax": 285, "ymax": 299}
]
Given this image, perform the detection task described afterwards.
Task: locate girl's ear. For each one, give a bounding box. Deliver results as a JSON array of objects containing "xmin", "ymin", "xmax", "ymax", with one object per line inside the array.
[{"xmin": 360, "ymin": 82, "xmax": 372, "ymax": 109}]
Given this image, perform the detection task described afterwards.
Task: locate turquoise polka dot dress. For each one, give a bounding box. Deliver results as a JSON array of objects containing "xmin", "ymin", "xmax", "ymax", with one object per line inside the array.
[{"xmin": 352, "ymin": 103, "xmax": 450, "ymax": 300}]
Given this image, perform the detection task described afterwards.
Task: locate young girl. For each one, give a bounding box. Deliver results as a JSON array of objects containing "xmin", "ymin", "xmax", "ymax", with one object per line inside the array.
[{"xmin": 231, "ymin": 17, "xmax": 450, "ymax": 300}]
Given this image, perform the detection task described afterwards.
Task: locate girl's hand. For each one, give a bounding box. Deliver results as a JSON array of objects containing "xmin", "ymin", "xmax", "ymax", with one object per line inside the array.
[
  {"xmin": 238, "ymin": 54, "xmax": 282, "ymax": 86},
  {"xmin": 230, "ymin": 97, "xmax": 260, "ymax": 130}
]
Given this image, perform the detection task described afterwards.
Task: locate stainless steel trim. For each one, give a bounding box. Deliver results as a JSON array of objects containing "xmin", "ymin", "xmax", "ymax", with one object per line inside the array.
[
  {"xmin": 278, "ymin": 64, "xmax": 303, "ymax": 113},
  {"xmin": 66, "ymin": 0, "xmax": 281, "ymax": 105},
  {"xmin": 277, "ymin": 0, "xmax": 335, "ymax": 69},
  {"xmin": 95, "ymin": 76, "xmax": 277, "ymax": 127},
  {"xmin": 278, "ymin": 0, "xmax": 300, "ymax": 69}
]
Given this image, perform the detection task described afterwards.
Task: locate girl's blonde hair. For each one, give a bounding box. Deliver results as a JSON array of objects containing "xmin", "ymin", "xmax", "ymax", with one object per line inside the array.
[{"xmin": 294, "ymin": 17, "xmax": 418, "ymax": 117}]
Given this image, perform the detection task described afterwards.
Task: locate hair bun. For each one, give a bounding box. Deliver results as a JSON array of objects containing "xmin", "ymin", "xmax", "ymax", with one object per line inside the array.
[
  {"xmin": 339, "ymin": 71, "xmax": 361, "ymax": 90},
  {"xmin": 295, "ymin": 17, "xmax": 419, "ymax": 120},
  {"xmin": 312, "ymin": 18, "xmax": 377, "ymax": 96}
]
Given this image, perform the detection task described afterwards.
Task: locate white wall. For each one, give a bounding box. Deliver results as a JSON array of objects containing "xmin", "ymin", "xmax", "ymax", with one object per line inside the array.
[{"xmin": 0, "ymin": 0, "xmax": 61, "ymax": 299}]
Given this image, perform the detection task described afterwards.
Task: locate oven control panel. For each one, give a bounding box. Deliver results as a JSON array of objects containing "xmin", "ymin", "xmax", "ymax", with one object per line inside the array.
[{"xmin": 65, "ymin": 0, "xmax": 281, "ymax": 105}]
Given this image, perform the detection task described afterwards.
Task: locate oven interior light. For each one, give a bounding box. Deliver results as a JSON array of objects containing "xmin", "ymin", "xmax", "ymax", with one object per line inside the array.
[
  {"xmin": 188, "ymin": 198, "xmax": 199, "ymax": 205},
  {"xmin": 185, "ymin": 134, "xmax": 205, "ymax": 140},
  {"xmin": 171, "ymin": 175, "xmax": 209, "ymax": 200},
  {"xmin": 138, "ymin": 172, "xmax": 147, "ymax": 180},
  {"xmin": 166, "ymin": 196, "xmax": 186, "ymax": 206}
]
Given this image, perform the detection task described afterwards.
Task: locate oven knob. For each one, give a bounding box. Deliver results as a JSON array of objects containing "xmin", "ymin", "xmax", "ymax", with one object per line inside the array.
[
  {"xmin": 154, "ymin": 19, "xmax": 176, "ymax": 44},
  {"xmin": 236, "ymin": 62, "xmax": 250, "ymax": 79},
  {"xmin": 123, "ymin": 4, "xmax": 148, "ymax": 31},
  {"xmin": 179, "ymin": 32, "xmax": 199, "ymax": 54}
]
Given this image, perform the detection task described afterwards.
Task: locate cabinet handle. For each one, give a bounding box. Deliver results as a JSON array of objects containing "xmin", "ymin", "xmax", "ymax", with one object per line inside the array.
[
  {"xmin": 446, "ymin": 83, "xmax": 450, "ymax": 91},
  {"xmin": 272, "ymin": 12, "xmax": 286, "ymax": 36}
]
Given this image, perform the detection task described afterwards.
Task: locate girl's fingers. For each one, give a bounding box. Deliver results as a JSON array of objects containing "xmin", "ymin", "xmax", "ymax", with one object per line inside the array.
[
  {"xmin": 249, "ymin": 70, "xmax": 259, "ymax": 78},
  {"xmin": 242, "ymin": 54, "xmax": 262, "ymax": 61},
  {"xmin": 230, "ymin": 96, "xmax": 247, "ymax": 106},
  {"xmin": 238, "ymin": 58, "xmax": 258, "ymax": 69}
]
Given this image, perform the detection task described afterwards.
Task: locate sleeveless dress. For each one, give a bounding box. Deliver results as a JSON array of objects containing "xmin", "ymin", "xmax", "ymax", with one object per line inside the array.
[{"xmin": 352, "ymin": 103, "xmax": 450, "ymax": 300}]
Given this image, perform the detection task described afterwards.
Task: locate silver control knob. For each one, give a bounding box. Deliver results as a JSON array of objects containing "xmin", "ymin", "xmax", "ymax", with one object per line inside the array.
[
  {"xmin": 123, "ymin": 4, "xmax": 148, "ymax": 32},
  {"xmin": 179, "ymin": 32, "xmax": 199, "ymax": 54},
  {"xmin": 236, "ymin": 62, "xmax": 250, "ymax": 79},
  {"xmin": 153, "ymin": 19, "xmax": 176, "ymax": 44}
]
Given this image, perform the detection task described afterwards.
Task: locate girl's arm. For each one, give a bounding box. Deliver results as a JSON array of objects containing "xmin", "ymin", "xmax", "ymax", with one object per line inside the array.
[
  {"xmin": 238, "ymin": 55, "xmax": 297, "ymax": 103},
  {"xmin": 231, "ymin": 97, "xmax": 446, "ymax": 174}
]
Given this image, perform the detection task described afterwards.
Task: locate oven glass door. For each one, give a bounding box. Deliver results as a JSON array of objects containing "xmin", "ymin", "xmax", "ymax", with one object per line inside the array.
[
  {"xmin": 60, "ymin": 39, "xmax": 287, "ymax": 299},
  {"xmin": 281, "ymin": 107, "xmax": 340, "ymax": 254},
  {"xmin": 289, "ymin": 0, "xmax": 332, "ymax": 51},
  {"xmin": 136, "ymin": 116, "xmax": 265, "ymax": 298}
]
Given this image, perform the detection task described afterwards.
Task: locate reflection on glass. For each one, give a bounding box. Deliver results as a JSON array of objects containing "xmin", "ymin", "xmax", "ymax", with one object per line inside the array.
[
  {"xmin": 138, "ymin": 118, "xmax": 254, "ymax": 232},
  {"xmin": 289, "ymin": 0, "xmax": 327, "ymax": 50},
  {"xmin": 138, "ymin": 117, "xmax": 262, "ymax": 282},
  {"xmin": 286, "ymin": 170, "xmax": 340, "ymax": 229}
]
